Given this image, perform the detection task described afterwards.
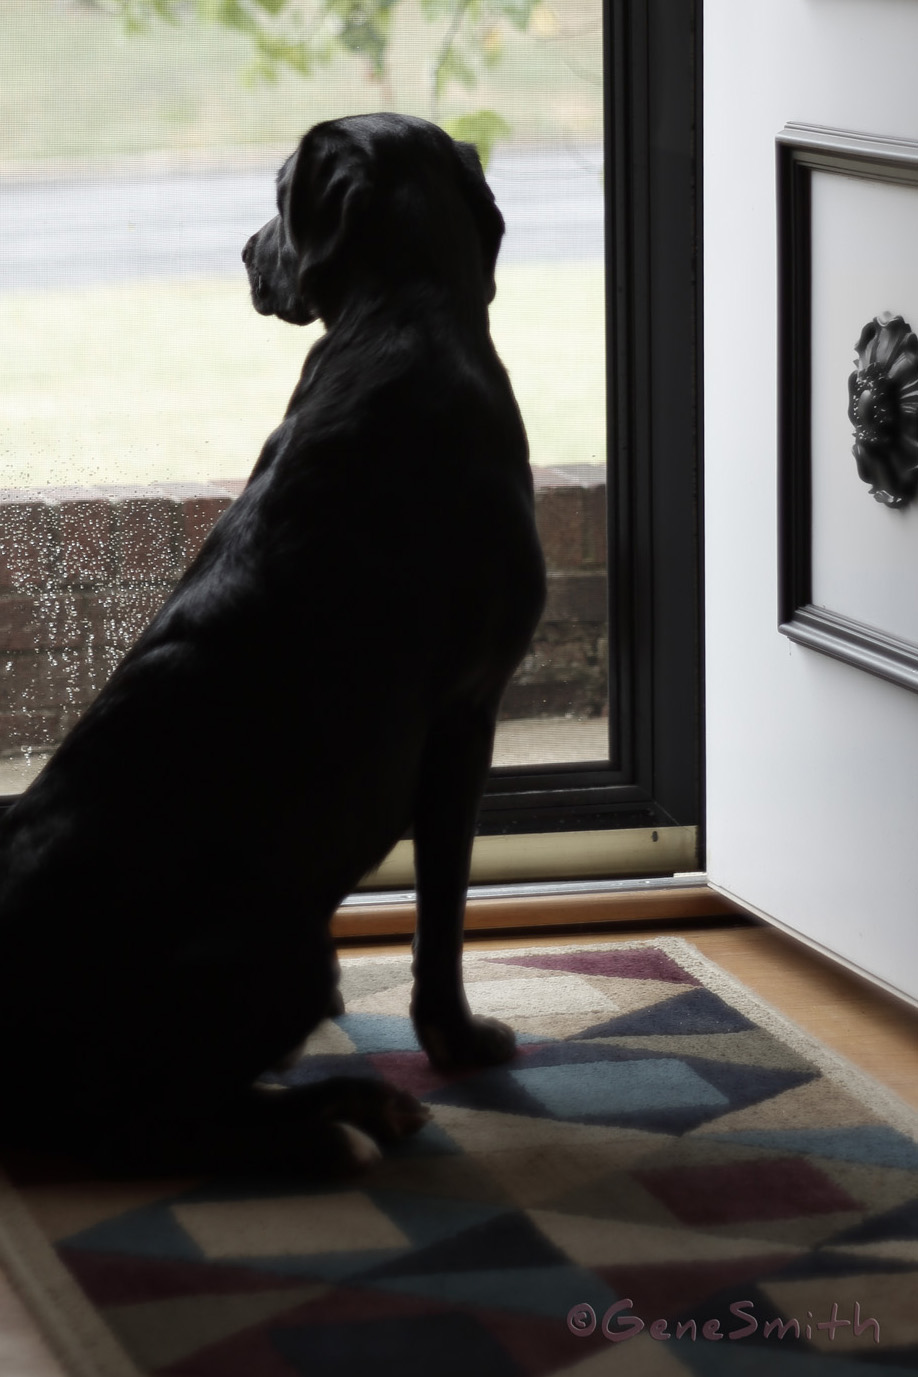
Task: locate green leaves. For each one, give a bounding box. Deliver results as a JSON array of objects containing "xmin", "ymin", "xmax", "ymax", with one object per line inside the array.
[
  {"xmin": 215, "ymin": 0, "xmax": 259, "ymax": 37},
  {"xmin": 435, "ymin": 41, "xmax": 476, "ymax": 99},
  {"xmin": 497, "ymin": 0, "xmax": 539, "ymax": 30},
  {"xmin": 326, "ymin": 0, "xmax": 397, "ymax": 80},
  {"xmin": 118, "ymin": 0, "xmax": 182, "ymax": 34},
  {"xmin": 443, "ymin": 110, "xmax": 510, "ymax": 169},
  {"xmin": 109, "ymin": 0, "xmax": 539, "ymax": 157}
]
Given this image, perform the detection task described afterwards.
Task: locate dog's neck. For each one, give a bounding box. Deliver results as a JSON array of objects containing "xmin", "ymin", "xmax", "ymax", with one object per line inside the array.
[{"xmin": 321, "ymin": 274, "xmax": 492, "ymax": 343}]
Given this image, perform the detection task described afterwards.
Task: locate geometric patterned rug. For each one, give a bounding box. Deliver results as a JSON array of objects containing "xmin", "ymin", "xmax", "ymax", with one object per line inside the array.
[{"xmin": 3, "ymin": 937, "xmax": 918, "ymax": 1377}]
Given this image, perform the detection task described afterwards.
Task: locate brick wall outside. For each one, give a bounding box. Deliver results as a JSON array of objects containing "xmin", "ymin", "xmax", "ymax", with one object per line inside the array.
[
  {"xmin": 508, "ymin": 465, "xmax": 608, "ymax": 719},
  {"xmin": 0, "ymin": 466, "xmax": 606, "ymax": 758}
]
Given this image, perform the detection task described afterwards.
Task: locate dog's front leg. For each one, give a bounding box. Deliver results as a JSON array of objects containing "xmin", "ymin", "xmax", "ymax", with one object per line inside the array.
[{"xmin": 410, "ymin": 704, "xmax": 516, "ymax": 1071}]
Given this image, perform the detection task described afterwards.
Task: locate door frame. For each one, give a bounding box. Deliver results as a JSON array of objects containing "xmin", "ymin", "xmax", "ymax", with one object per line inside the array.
[{"xmin": 475, "ymin": 0, "xmax": 704, "ymax": 875}]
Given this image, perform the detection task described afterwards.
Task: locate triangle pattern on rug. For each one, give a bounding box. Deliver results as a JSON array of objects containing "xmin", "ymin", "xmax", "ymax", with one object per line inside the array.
[
  {"xmin": 634, "ymin": 1154, "xmax": 862, "ymax": 1226},
  {"xmin": 489, "ymin": 948, "xmax": 702, "ymax": 985},
  {"xmin": 701, "ymin": 1125, "xmax": 918, "ymax": 1170},
  {"xmin": 428, "ymin": 1041, "xmax": 817, "ymax": 1136},
  {"xmin": 827, "ymin": 1197, "xmax": 918, "ymax": 1248},
  {"xmin": 102, "ymin": 1284, "xmax": 327, "ymax": 1372},
  {"xmin": 688, "ymin": 1075, "xmax": 885, "ymax": 1133},
  {"xmin": 575, "ymin": 987, "xmax": 757, "ymax": 1038},
  {"xmin": 356, "ymin": 1208, "xmax": 570, "ymax": 1278},
  {"xmin": 60, "ymin": 1248, "xmax": 322, "ymax": 1306},
  {"xmin": 4, "ymin": 938, "xmax": 917, "ymax": 1377}
]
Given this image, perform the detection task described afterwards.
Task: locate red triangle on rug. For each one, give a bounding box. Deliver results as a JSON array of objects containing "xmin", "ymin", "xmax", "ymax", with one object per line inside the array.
[
  {"xmin": 60, "ymin": 1247, "xmax": 322, "ymax": 1307},
  {"xmin": 489, "ymin": 949, "xmax": 702, "ymax": 984},
  {"xmin": 596, "ymin": 1252, "xmax": 801, "ymax": 1321}
]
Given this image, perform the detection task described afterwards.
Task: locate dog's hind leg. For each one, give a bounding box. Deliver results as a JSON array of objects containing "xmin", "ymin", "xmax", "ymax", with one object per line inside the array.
[
  {"xmin": 212, "ymin": 1075, "xmax": 431, "ymax": 1175},
  {"xmin": 409, "ymin": 701, "xmax": 516, "ymax": 1070},
  {"xmin": 88, "ymin": 1076, "xmax": 429, "ymax": 1177}
]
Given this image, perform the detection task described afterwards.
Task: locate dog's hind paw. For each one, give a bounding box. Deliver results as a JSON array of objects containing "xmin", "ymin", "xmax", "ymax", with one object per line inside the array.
[
  {"xmin": 336, "ymin": 1122, "xmax": 384, "ymax": 1170},
  {"xmin": 320, "ymin": 1076, "xmax": 430, "ymax": 1143},
  {"xmin": 312, "ymin": 1086, "xmax": 428, "ymax": 1175},
  {"xmin": 240, "ymin": 1081, "xmax": 427, "ymax": 1175},
  {"xmin": 373, "ymin": 1085, "xmax": 431, "ymax": 1141}
]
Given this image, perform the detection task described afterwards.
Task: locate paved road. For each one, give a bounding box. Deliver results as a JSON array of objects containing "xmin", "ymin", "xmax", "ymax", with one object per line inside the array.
[{"xmin": 0, "ymin": 145, "xmax": 603, "ymax": 293}]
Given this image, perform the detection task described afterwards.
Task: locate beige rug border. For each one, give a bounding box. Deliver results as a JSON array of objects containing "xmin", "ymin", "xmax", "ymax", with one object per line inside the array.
[
  {"xmin": 649, "ymin": 935, "xmax": 918, "ymax": 1142},
  {"xmin": 2, "ymin": 934, "xmax": 917, "ymax": 1377},
  {"xmin": 0, "ymin": 1168, "xmax": 145, "ymax": 1377}
]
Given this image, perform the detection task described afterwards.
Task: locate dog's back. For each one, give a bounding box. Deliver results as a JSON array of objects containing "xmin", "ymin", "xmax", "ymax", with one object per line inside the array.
[{"xmin": 0, "ymin": 114, "xmax": 546, "ymax": 1168}]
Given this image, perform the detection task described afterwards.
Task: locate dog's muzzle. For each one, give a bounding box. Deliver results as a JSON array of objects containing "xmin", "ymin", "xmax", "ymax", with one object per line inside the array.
[{"xmin": 242, "ymin": 231, "xmax": 272, "ymax": 315}]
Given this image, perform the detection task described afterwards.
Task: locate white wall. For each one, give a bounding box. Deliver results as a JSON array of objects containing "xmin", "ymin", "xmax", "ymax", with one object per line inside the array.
[{"xmin": 704, "ymin": 0, "xmax": 918, "ymax": 1000}]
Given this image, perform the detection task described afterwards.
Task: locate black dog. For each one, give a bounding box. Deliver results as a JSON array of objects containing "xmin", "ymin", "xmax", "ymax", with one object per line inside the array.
[{"xmin": 0, "ymin": 114, "xmax": 545, "ymax": 1175}]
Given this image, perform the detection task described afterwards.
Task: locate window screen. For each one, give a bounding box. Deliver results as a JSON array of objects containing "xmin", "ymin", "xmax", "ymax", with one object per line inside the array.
[{"xmin": 0, "ymin": 0, "xmax": 607, "ymax": 793}]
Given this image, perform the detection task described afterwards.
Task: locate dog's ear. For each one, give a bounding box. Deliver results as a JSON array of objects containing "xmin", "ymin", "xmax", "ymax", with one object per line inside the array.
[
  {"xmin": 282, "ymin": 125, "xmax": 371, "ymax": 316},
  {"xmin": 452, "ymin": 141, "xmax": 505, "ymax": 303}
]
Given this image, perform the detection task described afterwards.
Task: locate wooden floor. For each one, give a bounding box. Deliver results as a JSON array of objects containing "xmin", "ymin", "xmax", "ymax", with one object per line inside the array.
[{"xmin": 3, "ymin": 915, "xmax": 918, "ymax": 1376}]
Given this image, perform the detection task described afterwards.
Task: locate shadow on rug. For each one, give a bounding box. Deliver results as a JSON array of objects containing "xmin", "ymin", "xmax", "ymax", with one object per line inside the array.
[{"xmin": 2, "ymin": 937, "xmax": 918, "ymax": 1377}]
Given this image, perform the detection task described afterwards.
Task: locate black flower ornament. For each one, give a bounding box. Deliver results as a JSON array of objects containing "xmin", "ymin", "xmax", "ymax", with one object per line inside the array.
[{"xmin": 848, "ymin": 313, "xmax": 918, "ymax": 508}]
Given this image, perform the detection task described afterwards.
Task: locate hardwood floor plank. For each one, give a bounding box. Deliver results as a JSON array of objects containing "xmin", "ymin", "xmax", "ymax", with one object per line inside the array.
[
  {"xmin": 686, "ymin": 925, "xmax": 918, "ymax": 1110},
  {"xmin": 332, "ymin": 885, "xmax": 740, "ymax": 940}
]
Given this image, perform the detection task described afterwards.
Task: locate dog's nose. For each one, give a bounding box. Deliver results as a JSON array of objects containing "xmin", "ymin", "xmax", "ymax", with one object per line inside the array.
[{"xmin": 242, "ymin": 235, "xmax": 255, "ymax": 265}]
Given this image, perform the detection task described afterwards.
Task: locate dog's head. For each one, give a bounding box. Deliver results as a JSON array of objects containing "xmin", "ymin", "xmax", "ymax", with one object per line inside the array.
[{"xmin": 242, "ymin": 113, "xmax": 505, "ymax": 327}]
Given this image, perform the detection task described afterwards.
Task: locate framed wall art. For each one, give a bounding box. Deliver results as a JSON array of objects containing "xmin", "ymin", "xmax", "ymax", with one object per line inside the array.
[{"xmin": 778, "ymin": 123, "xmax": 918, "ymax": 692}]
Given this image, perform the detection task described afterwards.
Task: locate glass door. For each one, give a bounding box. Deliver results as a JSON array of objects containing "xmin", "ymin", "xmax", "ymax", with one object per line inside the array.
[{"xmin": 0, "ymin": 0, "xmax": 701, "ymax": 884}]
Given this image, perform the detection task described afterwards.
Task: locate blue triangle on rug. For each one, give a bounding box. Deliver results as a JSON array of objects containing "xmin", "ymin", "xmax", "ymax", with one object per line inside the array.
[
  {"xmin": 704, "ymin": 1124, "xmax": 918, "ymax": 1170},
  {"xmin": 59, "ymin": 1202, "xmax": 207, "ymax": 1261},
  {"xmin": 576, "ymin": 986, "xmax": 758, "ymax": 1037},
  {"xmin": 366, "ymin": 1263, "xmax": 618, "ymax": 1318},
  {"xmin": 826, "ymin": 1197, "xmax": 918, "ymax": 1246},
  {"xmin": 356, "ymin": 1210, "xmax": 569, "ymax": 1277},
  {"xmin": 427, "ymin": 1044, "xmax": 816, "ymax": 1133}
]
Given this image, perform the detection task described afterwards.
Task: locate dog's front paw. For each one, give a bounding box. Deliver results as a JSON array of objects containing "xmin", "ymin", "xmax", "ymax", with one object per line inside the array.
[{"xmin": 416, "ymin": 1013, "xmax": 517, "ymax": 1072}]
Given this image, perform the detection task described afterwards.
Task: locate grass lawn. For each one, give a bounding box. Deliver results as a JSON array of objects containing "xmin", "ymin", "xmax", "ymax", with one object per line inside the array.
[
  {"xmin": 1, "ymin": 2, "xmax": 604, "ymax": 489},
  {"xmin": 0, "ymin": 260, "xmax": 605, "ymax": 490}
]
